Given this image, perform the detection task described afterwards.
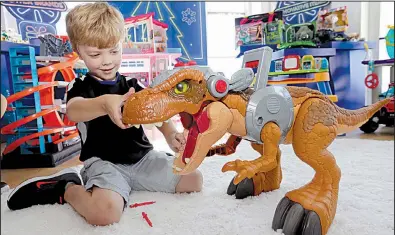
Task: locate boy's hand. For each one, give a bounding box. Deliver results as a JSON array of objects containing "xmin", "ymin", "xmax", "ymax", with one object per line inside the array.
[
  {"xmin": 166, "ymin": 132, "xmax": 186, "ymax": 153},
  {"xmin": 103, "ymin": 88, "xmax": 135, "ymax": 129}
]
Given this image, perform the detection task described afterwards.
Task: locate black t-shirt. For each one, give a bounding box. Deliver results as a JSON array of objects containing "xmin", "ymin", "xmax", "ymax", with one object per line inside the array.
[{"xmin": 66, "ymin": 72, "xmax": 153, "ymax": 164}]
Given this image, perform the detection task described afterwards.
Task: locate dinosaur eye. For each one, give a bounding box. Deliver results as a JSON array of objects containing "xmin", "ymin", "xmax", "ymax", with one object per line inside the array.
[{"xmin": 174, "ymin": 81, "xmax": 190, "ymax": 94}]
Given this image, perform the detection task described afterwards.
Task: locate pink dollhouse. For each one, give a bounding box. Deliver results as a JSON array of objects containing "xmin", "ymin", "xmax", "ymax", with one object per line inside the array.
[{"xmin": 120, "ymin": 13, "xmax": 182, "ymax": 87}]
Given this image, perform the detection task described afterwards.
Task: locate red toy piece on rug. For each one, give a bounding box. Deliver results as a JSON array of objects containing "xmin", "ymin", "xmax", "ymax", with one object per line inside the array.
[
  {"xmin": 129, "ymin": 201, "xmax": 156, "ymax": 208},
  {"xmin": 142, "ymin": 212, "xmax": 153, "ymax": 227}
]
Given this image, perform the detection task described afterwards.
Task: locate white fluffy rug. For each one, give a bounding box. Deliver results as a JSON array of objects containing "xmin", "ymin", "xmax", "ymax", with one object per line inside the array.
[{"xmin": 1, "ymin": 138, "xmax": 394, "ymax": 235}]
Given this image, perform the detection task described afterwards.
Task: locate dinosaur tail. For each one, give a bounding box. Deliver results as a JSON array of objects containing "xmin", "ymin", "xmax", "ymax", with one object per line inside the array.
[{"xmin": 335, "ymin": 98, "xmax": 391, "ymax": 134}]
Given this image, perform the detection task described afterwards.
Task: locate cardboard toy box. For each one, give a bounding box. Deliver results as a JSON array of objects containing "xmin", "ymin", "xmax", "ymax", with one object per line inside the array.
[{"xmin": 235, "ymin": 11, "xmax": 283, "ymax": 48}]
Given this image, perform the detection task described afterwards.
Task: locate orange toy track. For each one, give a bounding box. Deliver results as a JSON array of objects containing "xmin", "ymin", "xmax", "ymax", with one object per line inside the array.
[
  {"xmin": 27, "ymin": 130, "xmax": 78, "ymax": 146},
  {"xmin": 40, "ymin": 53, "xmax": 78, "ymax": 127},
  {"xmin": 53, "ymin": 132, "xmax": 79, "ymax": 144},
  {"xmin": 4, "ymin": 53, "xmax": 80, "ymax": 155},
  {"xmin": 37, "ymin": 53, "xmax": 79, "ymax": 142},
  {"xmin": 6, "ymin": 82, "xmax": 59, "ymax": 105},
  {"xmin": 1, "ymin": 108, "xmax": 58, "ymax": 134},
  {"xmin": 21, "ymin": 53, "xmax": 79, "ymax": 127},
  {"xmin": 2, "ymin": 127, "xmax": 76, "ymax": 155}
]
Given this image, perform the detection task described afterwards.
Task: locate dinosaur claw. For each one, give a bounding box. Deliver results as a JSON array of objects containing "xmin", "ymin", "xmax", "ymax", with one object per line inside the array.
[
  {"xmin": 227, "ymin": 177, "xmax": 238, "ymax": 195},
  {"xmin": 233, "ymin": 171, "xmax": 249, "ymax": 185},
  {"xmin": 227, "ymin": 176, "xmax": 255, "ymax": 199},
  {"xmin": 222, "ymin": 162, "xmax": 235, "ymax": 172},
  {"xmin": 222, "ymin": 160, "xmax": 258, "ymax": 184},
  {"xmin": 222, "ymin": 159, "xmax": 243, "ymax": 172},
  {"xmin": 272, "ymin": 197, "xmax": 323, "ymax": 235},
  {"xmin": 233, "ymin": 174, "xmax": 244, "ymax": 185}
]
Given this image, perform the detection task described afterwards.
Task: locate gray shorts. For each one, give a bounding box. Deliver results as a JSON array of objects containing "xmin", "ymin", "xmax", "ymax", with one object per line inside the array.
[{"xmin": 80, "ymin": 150, "xmax": 181, "ymax": 207}]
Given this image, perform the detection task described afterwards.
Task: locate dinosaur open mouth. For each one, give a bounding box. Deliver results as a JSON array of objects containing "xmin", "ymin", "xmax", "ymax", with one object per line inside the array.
[{"xmin": 179, "ymin": 103, "xmax": 210, "ymax": 165}]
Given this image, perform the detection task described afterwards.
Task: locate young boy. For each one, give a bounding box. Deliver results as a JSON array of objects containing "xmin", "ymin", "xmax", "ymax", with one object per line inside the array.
[{"xmin": 7, "ymin": 2, "xmax": 203, "ymax": 226}]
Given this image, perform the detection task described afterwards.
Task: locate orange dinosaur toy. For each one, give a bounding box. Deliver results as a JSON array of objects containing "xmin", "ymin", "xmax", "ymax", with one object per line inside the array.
[{"xmin": 122, "ymin": 48, "xmax": 390, "ymax": 235}]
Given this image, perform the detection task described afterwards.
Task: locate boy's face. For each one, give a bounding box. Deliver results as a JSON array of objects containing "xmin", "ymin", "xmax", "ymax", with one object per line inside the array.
[{"xmin": 77, "ymin": 43, "xmax": 122, "ymax": 81}]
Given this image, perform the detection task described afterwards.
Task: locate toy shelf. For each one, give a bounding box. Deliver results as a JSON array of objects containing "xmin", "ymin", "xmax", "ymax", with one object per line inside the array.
[
  {"xmin": 319, "ymin": 41, "xmax": 377, "ymax": 109},
  {"xmin": 268, "ymin": 71, "xmax": 329, "ymax": 81},
  {"xmin": 237, "ymin": 44, "xmax": 337, "ymax": 59},
  {"xmin": 320, "ymin": 41, "xmax": 376, "ymax": 50},
  {"xmin": 7, "ymin": 47, "xmax": 46, "ymax": 154},
  {"xmin": 267, "ymin": 72, "xmax": 337, "ymax": 102},
  {"xmin": 362, "ymin": 58, "xmax": 394, "ymax": 67},
  {"xmin": 271, "ymin": 48, "xmax": 336, "ymax": 60},
  {"xmin": 267, "ymin": 47, "xmax": 338, "ymax": 102},
  {"xmin": 269, "ymin": 69, "xmax": 329, "ymax": 76}
]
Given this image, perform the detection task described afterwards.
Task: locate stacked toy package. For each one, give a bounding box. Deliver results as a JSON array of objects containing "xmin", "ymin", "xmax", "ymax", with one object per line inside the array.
[{"xmin": 235, "ymin": 11, "xmax": 284, "ymax": 49}]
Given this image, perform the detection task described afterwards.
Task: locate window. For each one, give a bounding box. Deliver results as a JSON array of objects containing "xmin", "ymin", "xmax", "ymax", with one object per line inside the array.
[
  {"xmin": 205, "ymin": 3, "xmax": 246, "ymax": 78},
  {"xmin": 205, "ymin": 2, "xmax": 274, "ymax": 78}
]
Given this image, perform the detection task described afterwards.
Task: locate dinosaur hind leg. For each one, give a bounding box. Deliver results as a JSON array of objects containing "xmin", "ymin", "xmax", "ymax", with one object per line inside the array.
[
  {"xmin": 272, "ymin": 98, "xmax": 341, "ymax": 235},
  {"xmin": 227, "ymin": 142, "xmax": 282, "ymax": 199}
]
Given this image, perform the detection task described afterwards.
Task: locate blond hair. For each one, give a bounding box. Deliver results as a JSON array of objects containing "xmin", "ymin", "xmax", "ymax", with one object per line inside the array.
[{"xmin": 66, "ymin": 2, "xmax": 124, "ymax": 51}]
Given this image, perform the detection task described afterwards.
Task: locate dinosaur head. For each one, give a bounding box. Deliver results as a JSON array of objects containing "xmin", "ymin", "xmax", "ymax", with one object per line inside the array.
[{"xmin": 122, "ymin": 67, "xmax": 231, "ymax": 175}]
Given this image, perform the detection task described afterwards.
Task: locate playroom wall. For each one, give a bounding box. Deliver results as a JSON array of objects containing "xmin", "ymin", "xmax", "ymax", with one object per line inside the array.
[
  {"xmin": 0, "ymin": 2, "xmax": 385, "ymax": 56},
  {"xmin": 0, "ymin": 2, "xmax": 92, "ymax": 38},
  {"xmin": 1, "ymin": 2, "xmax": 392, "ymax": 100}
]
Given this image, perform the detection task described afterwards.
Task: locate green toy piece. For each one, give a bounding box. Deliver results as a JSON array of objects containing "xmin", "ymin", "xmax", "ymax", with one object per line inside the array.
[
  {"xmin": 264, "ymin": 20, "xmax": 284, "ymax": 45},
  {"xmin": 278, "ymin": 22, "xmax": 317, "ymax": 49}
]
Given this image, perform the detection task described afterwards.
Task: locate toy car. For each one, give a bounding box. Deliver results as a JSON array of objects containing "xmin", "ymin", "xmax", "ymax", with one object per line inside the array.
[{"xmin": 360, "ymin": 83, "xmax": 394, "ymax": 133}]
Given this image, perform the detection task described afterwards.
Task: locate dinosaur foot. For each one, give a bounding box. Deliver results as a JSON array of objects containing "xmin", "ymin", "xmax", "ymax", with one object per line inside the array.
[
  {"xmin": 226, "ymin": 176, "xmax": 254, "ymax": 199},
  {"xmin": 226, "ymin": 170, "xmax": 282, "ymax": 199},
  {"xmin": 272, "ymin": 197, "xmax": 322, "ymax": 235}
]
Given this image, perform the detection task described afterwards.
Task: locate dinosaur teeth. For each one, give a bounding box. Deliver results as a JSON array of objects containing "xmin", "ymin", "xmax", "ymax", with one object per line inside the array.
[
  {"xmin": 133, "ymin": 124, "xmax": 140, "ymax": 128},
  {"xmin": 154, "ymin": 122, "xmax": 163, "ymax": 127},
  {"xmin": 144, "ymin": 124, "xmax": 154, "ymax": 129},
  {"xmin": 144, "ymin": 123, "xmax": 163, "ymax": 129},
  {"xmin": 164, "ymin": 119, "xmax": 170, "ymax": 123},
  {"xmin": 173, "ymin": 166, "xmax": 182, "ymax": 171},
  {"xmin": 172, "ymin": 164, "xmax": 183, "ymax": 172},
  {"xmin": 184, "ymin": 158, "xmax": 190, "ymax": 164}
]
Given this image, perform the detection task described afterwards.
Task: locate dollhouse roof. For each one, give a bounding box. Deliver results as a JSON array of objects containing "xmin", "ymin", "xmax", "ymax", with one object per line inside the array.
[{"xmin": 124, "ymin": 12, "xmax": 168, "ymax": 29}]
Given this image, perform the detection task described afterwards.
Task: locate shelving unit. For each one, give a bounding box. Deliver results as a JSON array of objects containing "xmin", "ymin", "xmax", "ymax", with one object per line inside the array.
[
  {"xmin": 267, "ymin": 47, "xmax": 338, "ymax": 102},
  {"xmin": 1, "ymin": 45, "xmax": 83, "ymax": 169},
  {"xmin": 8, "ymin": 46, "xmax": 46, "ymax": 154}
]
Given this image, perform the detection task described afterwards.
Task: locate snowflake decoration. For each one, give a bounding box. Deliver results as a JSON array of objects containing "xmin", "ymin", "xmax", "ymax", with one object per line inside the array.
[{"xmin": 182, "ymin": 8, "xmax": 196, "ymax": 25}]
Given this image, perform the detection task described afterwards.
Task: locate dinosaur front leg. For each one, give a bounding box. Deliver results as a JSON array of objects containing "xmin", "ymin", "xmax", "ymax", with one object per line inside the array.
[
  {"xmin": 251, "ymin": 144, "xmax": 282, "ymax": 195},
  {"xmin": 227, "ymin": 142, "xmax": 283, "ymax": 199},
  {"xmin": 272, "ymin": 98, "xmax": 341, "ymax": 235},
  {"xmin": 222, "ymin": 122, "xmax": 281, "ymax": 185},
  {"xmin": 206, "ymin": 135, "xmax": 242, "ymax": 157}
]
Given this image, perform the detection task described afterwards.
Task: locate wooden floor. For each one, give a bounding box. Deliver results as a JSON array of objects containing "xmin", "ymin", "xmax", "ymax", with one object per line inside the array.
[{"xmin": 1, "ymin": 126, "xmax": 393, "ymax": 189}]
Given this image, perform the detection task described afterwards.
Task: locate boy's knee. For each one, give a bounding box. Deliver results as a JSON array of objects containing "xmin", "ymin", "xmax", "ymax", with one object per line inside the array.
[
  {"xmin": 86, "ymin": 199, "xmax": 123, "ymax": 226},
  {"xmin": 175, "ymin": 170, "xmax": 203, "ymax": 193}
]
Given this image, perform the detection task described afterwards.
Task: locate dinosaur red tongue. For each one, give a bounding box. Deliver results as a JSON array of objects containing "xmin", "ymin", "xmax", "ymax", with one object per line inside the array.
[{"xmin": 179, "ymin": 106, "xmax": 210, "ymax": 164}]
